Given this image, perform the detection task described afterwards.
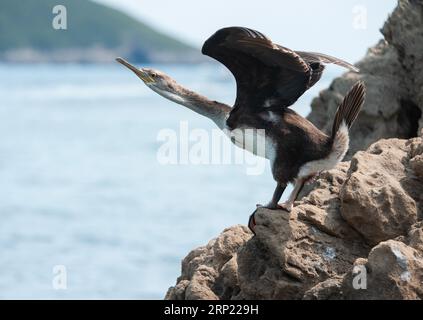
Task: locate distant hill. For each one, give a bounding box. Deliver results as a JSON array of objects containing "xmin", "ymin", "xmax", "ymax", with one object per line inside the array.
[{"xmin": 0, "ymin": 0, "xmax": 201, "ymax": 63}]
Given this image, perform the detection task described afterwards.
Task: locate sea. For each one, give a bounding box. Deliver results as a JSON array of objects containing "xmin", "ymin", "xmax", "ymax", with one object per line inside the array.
[{"xmin": 0, "ymin": 63, "xmax": 337, "ymax": 299}]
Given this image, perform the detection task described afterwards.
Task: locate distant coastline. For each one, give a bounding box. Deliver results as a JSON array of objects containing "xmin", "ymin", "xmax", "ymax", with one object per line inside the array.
[
  {"xmin": 0, "ymin": 47, "xmax": 205, "ymax": 64},
  {"xmin": 0, "ymin": 0, "xmax": 202, "ymax": 63}
]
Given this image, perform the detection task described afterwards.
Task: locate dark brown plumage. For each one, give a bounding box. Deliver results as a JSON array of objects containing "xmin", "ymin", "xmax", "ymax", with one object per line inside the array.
[
  {"xmin": 202, "ymin": 27, "xmax": 358, "ymax": 115},
  {"xmin": 116, "ymin": 27, "xmax": 366, "ymax": 233},
  {"xmin": 201, "ymin": 27, "xmax": 365, "ymax": 215}
]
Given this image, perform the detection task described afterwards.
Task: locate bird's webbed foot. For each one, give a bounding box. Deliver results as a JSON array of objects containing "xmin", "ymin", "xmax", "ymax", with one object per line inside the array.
[
  {"xmin": 256, "ymin": 203, "xmax": 282, "ymax": 210},
  {"xmin": 256, "ymin": 182, "xmax": 287, "ymax": 211},
  {"xmin": 248, "ymin": 211, "xmax": 257, "ymax": 235}
]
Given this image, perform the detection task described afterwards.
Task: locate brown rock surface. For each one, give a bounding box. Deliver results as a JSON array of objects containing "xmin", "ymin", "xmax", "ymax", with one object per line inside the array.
[
  {"xmin": 166, "ymin": 133, "xmax": 423, "ymax": 300},
  {"xmin": 340, "ymin": 240, "xmax": 423, "ymax": 300},
  {"xmin": 340, "ymin": 139, "xmax": 418, "ymax": 245}
]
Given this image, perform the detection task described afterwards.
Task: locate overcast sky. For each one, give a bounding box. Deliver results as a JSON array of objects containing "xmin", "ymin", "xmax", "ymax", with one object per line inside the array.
[{"xmin": 94, "ymin": 0, "xmax": 397, "ymax": 63}]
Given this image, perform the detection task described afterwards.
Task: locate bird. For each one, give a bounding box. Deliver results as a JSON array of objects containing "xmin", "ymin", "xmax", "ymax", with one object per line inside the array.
[{"xmin": 116, "ymin": 27, "xmax": 366, "ymax": 233}]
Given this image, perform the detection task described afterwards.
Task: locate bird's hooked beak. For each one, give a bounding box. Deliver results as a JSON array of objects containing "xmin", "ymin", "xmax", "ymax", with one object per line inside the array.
[{"xmin": 116, "ymin": 57, "xmax": 155, "ymax": 84}]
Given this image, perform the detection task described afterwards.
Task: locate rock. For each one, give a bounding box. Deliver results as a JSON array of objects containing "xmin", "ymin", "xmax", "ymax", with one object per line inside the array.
[
  {"xmin": 410, "ymin": 137, "xmax": 423, "ymax": 178},
  {"xmin": 303, "ymin": 277, "xmax": 343, "ymax": 300},
  {"xmin": 340, "ymin": 139, "xmax": 418, "ymax": 245},
  {"xmin": 166, "ymin": 133, "xmax": 423, "ymax": 300},
  {"xmin": 341, "ymin": 241, "xmax": 423, "ymax": 300},
  {"xmin": 407, "ymin": 223, "xmax": 423, "ymax": 252},
  {"xmin": 234, "ymin": 205, "xmax": 368, "ymax": 300},
  {"xmin": 307, "ymin": 0, "xmax": 423, "ymax": 158},
  {"xmin": 165, "ymin": 225, "xmax": 251, "ymax": 300},
  {"xmin": 411, "ymin": 155, "xmax": 423, "ymax": 177}
]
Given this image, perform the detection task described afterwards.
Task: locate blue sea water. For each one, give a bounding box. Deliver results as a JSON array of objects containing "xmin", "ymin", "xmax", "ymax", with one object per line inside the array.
[{"xmin": 0, "ymin": 63, "xmax": 337, "ymax": 299}]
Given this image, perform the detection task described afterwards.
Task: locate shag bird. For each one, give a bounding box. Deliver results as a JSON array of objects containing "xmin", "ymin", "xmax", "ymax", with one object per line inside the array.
[{"xmin": 116, "ymin": 27, "xmax": 366, "ymax": 232}]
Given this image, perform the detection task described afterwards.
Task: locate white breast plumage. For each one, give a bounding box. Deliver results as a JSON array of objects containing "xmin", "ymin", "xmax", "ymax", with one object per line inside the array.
[{"xmin": 226, "ymin": 127, "xmax": 277, "ymax": 164}]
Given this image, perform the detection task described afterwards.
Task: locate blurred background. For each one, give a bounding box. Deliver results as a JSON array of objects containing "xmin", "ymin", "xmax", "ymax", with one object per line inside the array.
[{"xmin": 0, "ymin": 0, "xmax": 396, "ymax": 299}]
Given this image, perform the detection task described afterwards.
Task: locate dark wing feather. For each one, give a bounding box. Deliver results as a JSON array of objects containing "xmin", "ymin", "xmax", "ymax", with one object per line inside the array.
[
  {"xmin": 296, "ymin": 51, "xmax": 359, "ymax": 72},
  {"xmin": 202, "ymin": 27, "xmax": 359, "ymax": 113},
  {"xmin": 296, "ymin": 51, "xmax": 359, "ymax": 89},
  {"xmin": 202, "ymin": 27, "xmax": 311, "ymax": 111}
]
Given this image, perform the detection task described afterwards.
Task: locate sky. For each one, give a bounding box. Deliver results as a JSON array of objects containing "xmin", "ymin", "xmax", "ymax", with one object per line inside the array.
[{"xmin": 94, "ymin": 0, "xmax": 397, "ymax": 63}]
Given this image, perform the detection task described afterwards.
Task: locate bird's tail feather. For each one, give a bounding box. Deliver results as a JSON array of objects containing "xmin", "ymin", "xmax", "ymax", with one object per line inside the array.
[
  {"xmin": 296, "ymin": 82, "xmax": 365, "ymax": 178},
  {"xmin": 331, "ymin": 81, "xmax": 366, "ymax": 139}
]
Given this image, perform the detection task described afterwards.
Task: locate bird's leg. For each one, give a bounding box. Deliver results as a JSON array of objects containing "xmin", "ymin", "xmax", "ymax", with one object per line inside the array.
[
  {"xmin": 250, "ymin": 182, "xmax": 287, "ymax": 234},
  {"xmin": 280, "ymin": 178, "xmax": 305, "ymax": 212},
  {"xmin": 257, "ymin": 182, "xmax": 287, "ymax": 210}
]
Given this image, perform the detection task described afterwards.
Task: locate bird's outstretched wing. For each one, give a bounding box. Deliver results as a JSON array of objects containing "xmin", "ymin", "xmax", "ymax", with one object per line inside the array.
[
  {"xmin": 202, "ymin": 27, "xmax": 357, "ymax": 112},
  {"xmin": 202, "ymin": 27, "xmax": 310, "ymax": 111}
]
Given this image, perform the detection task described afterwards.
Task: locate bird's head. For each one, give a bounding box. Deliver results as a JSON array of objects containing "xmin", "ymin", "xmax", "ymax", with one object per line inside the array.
[{"xmin": 116, "ymin": 57, "xmax": 180, "ymax": 97}]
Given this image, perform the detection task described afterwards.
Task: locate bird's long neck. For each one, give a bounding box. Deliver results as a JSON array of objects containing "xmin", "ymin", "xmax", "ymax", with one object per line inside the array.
[{"xmin": 152, "ymin": 85, "xmax": 231, "ymax": 130}]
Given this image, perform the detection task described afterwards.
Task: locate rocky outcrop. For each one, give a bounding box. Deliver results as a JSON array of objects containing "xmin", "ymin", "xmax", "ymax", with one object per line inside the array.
[
  {"xmin": 340, "ymin": 139, "xmax": 418, "ymax": 245},
  {"xmin": 166, "ymin": 131, "xmax": 423, "ymax": 300},
  {"xmin": 165, "ymin": 0, "xmax": 423, "ymax": 300},
  {"xmin": 308, "ymin": 0, "xmax": 423, "ymax": 158}
]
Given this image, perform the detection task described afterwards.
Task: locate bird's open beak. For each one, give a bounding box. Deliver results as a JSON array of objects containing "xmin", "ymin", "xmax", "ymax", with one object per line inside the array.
[{"xmin": 116, "ymin": 57, "xmax": 155, "ymax": 84}]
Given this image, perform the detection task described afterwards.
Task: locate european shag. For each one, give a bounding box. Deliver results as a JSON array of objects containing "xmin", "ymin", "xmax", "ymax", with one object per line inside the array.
[{"xmin": 116, "ymin": 27, "xmax": 366, "ymax": 233}]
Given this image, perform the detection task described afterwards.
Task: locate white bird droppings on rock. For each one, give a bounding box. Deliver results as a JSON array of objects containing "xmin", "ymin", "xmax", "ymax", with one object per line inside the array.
[{"xmin": 323, "ymin": 247, "xmax": 337, "ymax": 261}]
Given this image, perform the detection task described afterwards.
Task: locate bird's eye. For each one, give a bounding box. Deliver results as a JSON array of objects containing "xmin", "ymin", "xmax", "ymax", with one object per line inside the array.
[{"xmin": 151, "ymin": 73, "xmax": 157, "ymax": 78}]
